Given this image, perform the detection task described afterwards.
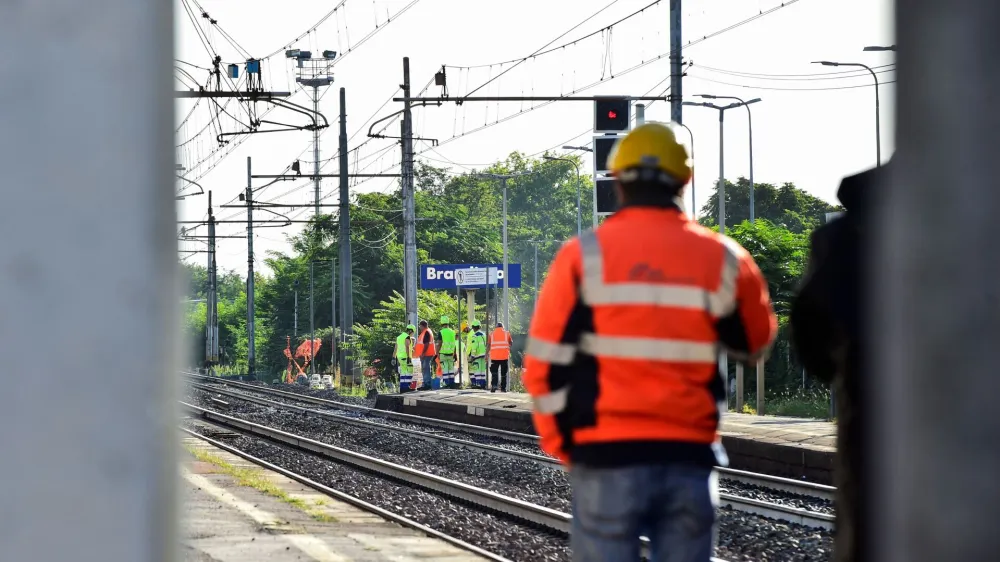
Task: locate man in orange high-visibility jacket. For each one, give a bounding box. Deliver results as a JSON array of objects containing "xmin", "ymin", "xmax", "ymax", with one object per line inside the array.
[
  {"xmin": 414, "ymin": 320, "xmax": 436, "ymax": 391},
  {"xmin": 488, "ymin": 321, "xmax": 513, "ymax": 392},
  {"xmin": 524, "ymin": 122, "xmax": 777, "ymax": 562}
]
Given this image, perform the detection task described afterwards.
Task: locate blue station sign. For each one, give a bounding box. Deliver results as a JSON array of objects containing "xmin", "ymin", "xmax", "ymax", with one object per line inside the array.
[{"xmin": 420, "ymin": 263, "xmax": 522, "ymax": 290}]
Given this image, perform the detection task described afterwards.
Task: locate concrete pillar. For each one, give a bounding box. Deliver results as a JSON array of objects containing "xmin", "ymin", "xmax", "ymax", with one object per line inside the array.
[
  {"xmin": 0, "ymin": 2, "xmax": 177, "ymax": 561},
  {"xmin": 876, "ymin": 2, "xmax": 1000, "ymax": 559}
]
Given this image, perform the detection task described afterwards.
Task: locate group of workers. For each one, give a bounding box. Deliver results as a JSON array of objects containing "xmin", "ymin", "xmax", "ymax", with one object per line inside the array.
[
  {"xmin": 386, "ymin": 120, "xmax": 859, "ymax": 562},
  {"xmin": 392, "ymin": 316, "xmax": 513, "ymax": 393}
]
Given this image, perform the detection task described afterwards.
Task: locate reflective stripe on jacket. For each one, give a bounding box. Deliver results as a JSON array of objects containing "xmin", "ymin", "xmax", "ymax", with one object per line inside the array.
[
  {"xmin": 469, "ymin": 331, "xmax": 487, "ymax": 357},
  {"xmin": 523, "ymin": 207, "xmax": 777, "ymax": 467},
  {"xmin": 489, "ymin": 328, "xmax": 512, "ymax": 360}
]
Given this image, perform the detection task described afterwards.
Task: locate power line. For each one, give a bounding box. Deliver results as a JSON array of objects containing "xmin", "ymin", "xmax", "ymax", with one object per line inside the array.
[
  {"xmin": 688, "ymin": 72, "xmax": 896, "ymax": 91},
  {"xmin": 693, "ymin": 63, "xmax": 895, "ymax": 82},
  {"xmin": 462, "ymin": 0, "xmax": 626, "ymax": 96},
  {"xmin": 263, "ymin": 1, "xmax": 349, "ymax": 59}
]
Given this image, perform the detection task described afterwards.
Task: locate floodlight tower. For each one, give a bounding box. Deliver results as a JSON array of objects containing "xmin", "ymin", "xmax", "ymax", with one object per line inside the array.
[{"xmin": 286, "ymin": 49, "xmax": 337, "ymax": 217}]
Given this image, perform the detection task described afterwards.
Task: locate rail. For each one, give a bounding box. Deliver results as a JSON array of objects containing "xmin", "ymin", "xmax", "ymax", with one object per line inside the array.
[{"xmin": 183, "ymin": 384, "xmax": 835, "ymax": 530}]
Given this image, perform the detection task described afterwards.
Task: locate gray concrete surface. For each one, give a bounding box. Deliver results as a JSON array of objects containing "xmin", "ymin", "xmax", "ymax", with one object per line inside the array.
[{"xmin": 181, "ymin": 436, "xmax": 485, "ymax": 561}]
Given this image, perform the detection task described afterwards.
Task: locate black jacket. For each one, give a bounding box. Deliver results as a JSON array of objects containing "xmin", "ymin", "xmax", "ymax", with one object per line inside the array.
[{"xmin": 791, "ymin": 162, "xmax": 887, "ymax": 562}]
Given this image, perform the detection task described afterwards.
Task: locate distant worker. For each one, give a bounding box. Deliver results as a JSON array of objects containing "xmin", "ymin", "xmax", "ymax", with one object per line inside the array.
[
  {"xmin": 438, "ymin": 316, "xmax": 459, "ymax": 389},
  {"xmin": 523, "ymin": 122, "xmax": 778, "ymax": 562},
  {"xmin": 415, "ymin": 320, "xmax": 436, "ymax": 391},
  {"xmin": 467, "ymin": 321, "xmax": 488, "ymax": 389},
  {"xmin": 488, "ymin": 321, "xmax": 513, "ymax": 392},
  {"xmin": 393, "ymin": 324, "xmax": 416, "ymax": 393}
]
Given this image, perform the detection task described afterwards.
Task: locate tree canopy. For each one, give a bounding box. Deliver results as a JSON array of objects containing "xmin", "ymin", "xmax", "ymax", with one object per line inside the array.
[
  {"xmin": 182, "ymin": 161, "xmax": 831, "ymax": 394},
  {"xmin": 698, "ymin": 177, "xmax": 842, "ymax": 233}
]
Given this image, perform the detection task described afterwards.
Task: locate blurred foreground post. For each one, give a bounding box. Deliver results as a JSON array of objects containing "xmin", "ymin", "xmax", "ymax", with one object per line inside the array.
[
  {"xmin": 876, "ymin": 1, "xmax": 1000, "ymax": 560},
  {"xmin": 0, "ymin": 2, "xmax": 177, "ymax": 561}
]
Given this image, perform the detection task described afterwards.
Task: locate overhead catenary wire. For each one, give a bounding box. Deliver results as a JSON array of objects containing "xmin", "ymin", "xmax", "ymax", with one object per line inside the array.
[
  {"xmin": 208, "ymin": 0, "xmax": 808, "ymax": 234},
  {"xmin": 462, "ymin": 0, "xmax": 628, "ymax": 96},
  {"xmin": 692, "ymin": 63, "xmax": 895, "ymax": 80},
  {"xmin": 688, "ymin": 72, "xmax": 897, "ymax": 91}
]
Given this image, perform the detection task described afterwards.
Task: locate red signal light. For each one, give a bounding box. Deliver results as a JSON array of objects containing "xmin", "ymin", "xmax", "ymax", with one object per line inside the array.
[{"xmin": 608, "ymin": 110, "xmax": 618, "ymax": 119}]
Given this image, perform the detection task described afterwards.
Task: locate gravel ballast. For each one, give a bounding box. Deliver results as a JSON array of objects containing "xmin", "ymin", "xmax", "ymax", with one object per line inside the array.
[
  {"xmin": 191, "ymin": 382, "xmax": 836, "ymax": 515},
  {"xmin": 186, "ymin": 387, "xmax": 834, "ymax": 560}
]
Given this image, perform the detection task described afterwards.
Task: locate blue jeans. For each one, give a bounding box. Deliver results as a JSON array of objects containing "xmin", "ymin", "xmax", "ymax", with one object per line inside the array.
[
  {"xmin": 420, "ymin": 356, "xmax": 433, "ymax": 388},
  {"xmin": 570, "ymin": 463, "xmax": 717, "ymax": 562}
]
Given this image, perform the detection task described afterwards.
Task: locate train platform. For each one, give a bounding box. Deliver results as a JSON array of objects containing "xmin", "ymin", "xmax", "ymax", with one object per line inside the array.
[
  {"xmin": 374, "ymin": 389, "xmax": 837, "ymax": 484},
  {"xmin": 181, "ymin": 435, "xmax": 486, "ymax": 562}
]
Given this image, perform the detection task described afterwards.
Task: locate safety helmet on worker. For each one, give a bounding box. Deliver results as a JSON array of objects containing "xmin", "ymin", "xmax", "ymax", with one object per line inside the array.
[
  {"xmin": 472, "ymin": 320, "xmax": 481, "ymax": 329},
  {"xmin": 608, "ymin": 122, "xmax": 692, "ymax": 186},
  {"xmin": 440, "ymin": 315, "xmax": 450, "ymax": 324},
  {"xmin": 406, "ymin": 324, "xmax": 416, "ymax": 332}
]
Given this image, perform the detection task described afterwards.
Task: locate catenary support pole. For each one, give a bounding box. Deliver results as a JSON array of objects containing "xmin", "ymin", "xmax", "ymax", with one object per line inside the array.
[
  {"xmin": 401, "ymin": 58, "xmax": 418, "ymax": 327},
  {"xmin": 330, "ymin": 259, "xmax": 343, "ymax": 376},
  {"xmin": 670, "ymin": 0, "xmax": 683, "ymax": 124},
  {"xmin": 206, "ymin": 191, "xmax": 218, "ymax": 369},
  {"xmin": 247, "ymin": 157, "xmax": 256, "ymax": 379},
  {"xmin": 293, "ymin": 289, "xmax": 298, "ymax": 336},
  {"xmin": 313, "ymin": 85, "xmax": 321, "ymax": 217},
  {"xmin": 502, "ymin": 177, "xmax": 510, "ymax": 330},
  {"xmin": 338, "ymin": 87, "xmax": 353, "ymax": 378},
  {"xmin": 310, "ymin": 261, "xmax": 315, "ymax": 376},
  {"xmin": 0, "ymin": 2, "xmax": 177, "ymax": 558},
  {"xmin": 533, "ymin": 242, "xmax": 539, "ymax": 311}
]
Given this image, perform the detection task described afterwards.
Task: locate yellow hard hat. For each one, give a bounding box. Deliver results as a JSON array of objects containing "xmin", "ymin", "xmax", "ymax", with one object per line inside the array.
[{"xmin": 608, "ymin": 122, "xmax": 692, "ymax": 185}]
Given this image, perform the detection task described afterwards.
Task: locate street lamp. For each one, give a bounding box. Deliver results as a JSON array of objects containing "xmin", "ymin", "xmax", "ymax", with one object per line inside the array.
[
  {"xmin": 472, "ymin": 169, "xmax": 540, "ymax": 331},
  {"xmin": 562, "ymin": 145, "xmax": 593, "ymax": 153},
  {"xmin": 683, "ymin": 98, "xmax": 761, "ymax": 234},
  {"xmin": 696, "ymin": 95, "xmax": 761, "ymax": 222},
  {"xmin": 814, "ymin": 60, "xmax": 881, "ymax": 166},
  {"xmin": 674, "ymin": 123, "xmax": 696, "ymax": 218},
  {"xmin": 863, "ymin": 45, "xmax": 896, "ymax": 52},
  {"xmin": 542, "ymin": 155, "xmax": 583, "ymax": 237}
]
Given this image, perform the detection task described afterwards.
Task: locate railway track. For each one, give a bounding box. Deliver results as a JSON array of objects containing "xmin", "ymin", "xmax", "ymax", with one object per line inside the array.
[
  {"xmin": 182, "ymin": 403, "xmax": 734, "ymax": 562},
  {"xmin": 186, "ymin": 374, "xmax": 835, "ymax": 529}
]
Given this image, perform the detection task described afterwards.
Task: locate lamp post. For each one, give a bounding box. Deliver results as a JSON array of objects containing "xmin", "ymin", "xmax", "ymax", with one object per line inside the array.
[
  {"xmin": 675, "ymin": 122, "xmax": 696, "ymax": 217},
  {"xmin": 863, "ymin": 45, "xmax": 896, "ymax": 52},
  {"xmin": 684, "ymin": 97, "xmax": 762, "ymax": 414},
  {"xmin": 543, "ymin": 155, "xmax": 583, "ymax": 237},
  {"xmin": 472, "ymin": 170, "xmax": 539, "ymax": 330},
  {"xmin": 683, "ymin": 98, "xmax": 761, "ymax": 234},
  {"xmin": 696, "ymin": 95, "xmax": 761, "ymax": 222},
  {"xmin": 562, "ymin": 145, "xmax": 592, "ymax": 153},
  {"xmin": 814, "ymin": 60, "xmax": 881, "ymax": 166},
  {"xmin": 286, "ymin": 48, "xmax": 337, "ymax": 217}
]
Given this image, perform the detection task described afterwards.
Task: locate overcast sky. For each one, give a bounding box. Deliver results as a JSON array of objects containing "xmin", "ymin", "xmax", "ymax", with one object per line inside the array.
[{"xmin": 175, "ymin": 0, "xmax": 895, "ymax": 275}]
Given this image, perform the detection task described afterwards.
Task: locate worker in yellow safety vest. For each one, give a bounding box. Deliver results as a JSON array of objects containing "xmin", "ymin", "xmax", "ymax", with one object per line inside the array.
[
  {"xmin": 393, "ymin": 324, "xmax": 416, "ymax": 393},
  {"xmin": 467, "ymin": 321, "xmax": 488, "ymax": 389},
  {"xmin": 438, "ymin": 316, "xmax": 459, "ymax": 389}
]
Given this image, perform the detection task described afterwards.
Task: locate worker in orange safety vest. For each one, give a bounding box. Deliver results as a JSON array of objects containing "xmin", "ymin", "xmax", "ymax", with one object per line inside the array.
[
  {"xmin": 523, "ymin": 122, "xmax": 777, "ymax": 562},
  {"xmin": 413, "ymin": 320, "xmax": 436, "ymax": 391},
  {"xmin": 487, "ymin": 321, "xmax": 513, "ymax": 392}
]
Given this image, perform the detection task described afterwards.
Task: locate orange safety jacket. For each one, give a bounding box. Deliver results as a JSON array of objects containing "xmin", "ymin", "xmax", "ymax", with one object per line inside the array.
[
  {"xmin": 523, "ymin": 207, "xmax": 777, "ymax": 467},
  {"xmin": 413, "ymin": 327, "xmax": 437, "ymax": 358},
  {"xmin": 488, "ymin": 327, "xmax": 512, "ymax": 360}
]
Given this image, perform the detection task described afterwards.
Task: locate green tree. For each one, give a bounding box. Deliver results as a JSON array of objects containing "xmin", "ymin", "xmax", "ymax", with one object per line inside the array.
[{"xmin": 699, "ymin": 177, "xmax": 842, "ymax": 233}]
